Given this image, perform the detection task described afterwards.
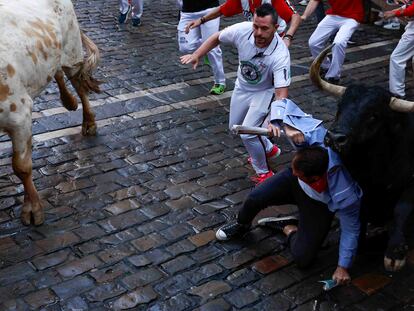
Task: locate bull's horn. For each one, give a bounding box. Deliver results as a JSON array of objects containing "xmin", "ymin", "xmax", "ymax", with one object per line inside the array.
[
  {"xmin": 309, "ymin": 44, "xmax": 347, "ymax": 97},
  {"xmin": 390, "ymin": 97, "xmax": 414, "ymax": 112}
]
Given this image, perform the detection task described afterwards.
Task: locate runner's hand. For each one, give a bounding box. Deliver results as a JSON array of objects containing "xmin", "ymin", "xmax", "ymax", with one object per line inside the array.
[
  {"xmin": 332, "ymin": 266, "xmax": 351, "ymax": 285},
  {"xmin": 268, "ymin": 123, "xmax": 281, "ymax": 138},
  {"xmin": 283, "ymin": 124, "xmax": 305, "ymax": 145},
  {"xmin": 185, "ymin": 19, "xmax": 201, "ymax": 34},
  {"xmin": 180, "ymin": 54, "xmax": 199, "ymax": 70}
]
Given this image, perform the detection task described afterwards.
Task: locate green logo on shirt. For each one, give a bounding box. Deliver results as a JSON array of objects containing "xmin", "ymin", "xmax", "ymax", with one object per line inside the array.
[{"xmin": 240, "ymin": 61, "xmax": 262, "ymax": 84}]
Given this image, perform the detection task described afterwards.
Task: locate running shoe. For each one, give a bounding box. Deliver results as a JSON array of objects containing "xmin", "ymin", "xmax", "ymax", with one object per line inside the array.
[
  {"xmin": 251, "ymin": 171, "xmax": 274, "ymax": 185},
  {"xmin": 258, "ymin": 216, "xmax": 299, "ymax": 233},
  {"xmin": 210, "ymin": 84, "xmax": 226, "ymax": 95},
  {"xmin": 118, "ymin": 5, "xmax": 131, "ymax": 24},
  {"xmin": 216, "ymin": 220, "xmax": 250, "ymax": 241}
]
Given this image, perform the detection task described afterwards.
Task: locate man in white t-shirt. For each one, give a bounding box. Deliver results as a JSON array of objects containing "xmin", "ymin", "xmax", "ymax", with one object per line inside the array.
[{"xmin": 181, "ymin": 3, "xmax": 293, "ymax": 184}]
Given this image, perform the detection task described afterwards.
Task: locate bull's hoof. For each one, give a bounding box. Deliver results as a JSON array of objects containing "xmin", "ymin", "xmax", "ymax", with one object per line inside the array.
[
  {"xmin": 33, "ymin": 211, "xmax": 45, "ymax": 226},
  {"xmin": 21, "ymin": 211, "xmax": 31, "ymax": 226},
  {"xmin": 82, "ymin": 122, "xmax": 97, "ymax": 136},
  {"xmin": 20, "ymin": 201, "xmax": 44, "ymax": 226},
  {"xmin": 384, "ymin": 243, "xmax": 409, "ymax": 271}
]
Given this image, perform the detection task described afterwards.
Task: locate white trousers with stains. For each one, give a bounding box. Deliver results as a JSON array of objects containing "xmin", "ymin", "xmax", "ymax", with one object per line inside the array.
[
  {"xmin": 177, "ymin": 8, "xmax": 226, "ymax": 85},
  {"xmin": 229, "ymin": 86, "xmax": 274, "ymax": 175},
  {"xmin": 309, "ymin": 15, "xmax": 359, "ymax": 79},
  {"xmin": 389, "ymin": 21, "xmax": 414, "ymax": 98},
  {"xmin": 119, "ymin": 0, "xmax": 143, "ymax": 19}
]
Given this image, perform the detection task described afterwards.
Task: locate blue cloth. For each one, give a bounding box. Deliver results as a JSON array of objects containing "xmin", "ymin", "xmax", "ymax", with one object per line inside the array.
[{"xmin": 271, "ymin": 98, "xmax": 362, "ymax": 268}]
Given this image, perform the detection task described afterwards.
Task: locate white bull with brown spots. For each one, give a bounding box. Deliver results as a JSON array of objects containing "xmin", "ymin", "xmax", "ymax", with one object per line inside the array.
[{"xmin": 0, "ymin": 0, "xmax": 100, "ymax": 225}]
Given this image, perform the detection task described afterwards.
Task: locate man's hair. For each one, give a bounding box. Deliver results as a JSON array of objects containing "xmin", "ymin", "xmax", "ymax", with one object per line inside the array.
[
  {"xmin": 292, "ymin": 146, "xmax": 329, "ymax": 177},
  {"xmin": 255, "ymin": 3, "xmax": 278, "ymax": 25}
]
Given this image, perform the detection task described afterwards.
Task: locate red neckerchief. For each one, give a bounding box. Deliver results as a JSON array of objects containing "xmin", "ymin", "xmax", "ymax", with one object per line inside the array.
[{"xmin": 306, "ymin": 172, "xmax": 328, "ymax": 193}]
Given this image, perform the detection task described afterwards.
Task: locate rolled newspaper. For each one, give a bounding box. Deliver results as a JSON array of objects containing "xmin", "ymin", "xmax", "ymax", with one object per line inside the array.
[{"xmin": 231, "ymin": 125, "xmax": 271, "ymax": 136}]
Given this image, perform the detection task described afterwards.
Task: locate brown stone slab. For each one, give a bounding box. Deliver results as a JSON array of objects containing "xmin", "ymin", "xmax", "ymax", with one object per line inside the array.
[
  {"xmin": 188, "ymin": 230, "xmax": 216, "ymax": 247},
  {"xmin": 352, "ymin": 273, "xmax": 392, "ymax": 296},
  {"xmin": 252, "ymin": 255, "xmax": 290, "ymax": 275}
]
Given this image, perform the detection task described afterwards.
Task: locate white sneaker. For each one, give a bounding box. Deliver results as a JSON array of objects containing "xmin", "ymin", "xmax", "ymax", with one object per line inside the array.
[
  {"xmin": 299, "ymin": 0, "xmax": 308, "ymax": 6},
  {"xmin": 383, "ymin": 22, "xmax": 400, "ymax": 30}
]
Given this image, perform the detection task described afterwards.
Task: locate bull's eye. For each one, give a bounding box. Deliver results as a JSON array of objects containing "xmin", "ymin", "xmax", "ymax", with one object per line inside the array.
[{"xmin": 368, "ymin": 115, "xmax": 377, "ymax": 123}]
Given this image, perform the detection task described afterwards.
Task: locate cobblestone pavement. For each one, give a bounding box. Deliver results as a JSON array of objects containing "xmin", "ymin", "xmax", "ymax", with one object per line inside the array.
[{"xmin": 1, "ymin": 1, "xmax": 414, "ymax": 310}]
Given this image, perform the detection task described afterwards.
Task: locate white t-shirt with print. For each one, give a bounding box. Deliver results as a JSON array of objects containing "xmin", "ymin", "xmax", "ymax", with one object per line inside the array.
[{"xmin": 219, "ymin": 21, "xmax": 291, "ymax": 92}]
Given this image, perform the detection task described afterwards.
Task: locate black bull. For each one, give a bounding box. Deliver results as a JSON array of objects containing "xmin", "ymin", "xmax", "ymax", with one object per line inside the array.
[{"xmin": 310, "ymin": 44, "xmax": 414, "ymax": 271}]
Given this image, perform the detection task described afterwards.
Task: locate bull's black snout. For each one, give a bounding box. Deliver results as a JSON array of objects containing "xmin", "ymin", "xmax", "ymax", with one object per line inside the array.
[{"xmin": 325, "ymin": 130, "xmax": 348, "ymax": 149}]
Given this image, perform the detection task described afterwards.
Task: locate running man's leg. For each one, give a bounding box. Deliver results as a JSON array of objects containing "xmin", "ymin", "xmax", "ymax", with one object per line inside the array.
[
  {"xmin": 131, "ymin": 0, "xmax": 144, "ymax": 19},
  {"xmin": 389, "ymin": 22, "xmax": 414, "ymax": 98},
  {"xmin": 119, "ymin": 0, "xmax": 130, "ymax": 14},
  {"xmin": 325, "ymin": 17, "xmax": 359, "ymax": 79},
  {"xmin": 177, "ymin": 12, "xmax": 203, "ymax": 54},
  {"xmin": 238, "ymin": 168, "xmax": 296, "ymax": 224},
  {"xmin": 240, "ymin": 89, "xmax": 274, "ymax": 174},
  {"xmin": 309, "ymin": 15, "xmax": 341, "ymax": 70},
  {"xmin": 200, "ymin": 8, "xmax": 226, "ymax": 86},
  {"xmin": 287, "ymin": 182, "xmax": 334, "ymax": 268}
]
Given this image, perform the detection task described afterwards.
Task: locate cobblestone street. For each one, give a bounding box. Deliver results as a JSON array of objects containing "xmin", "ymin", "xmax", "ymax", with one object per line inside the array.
[{"xmin": 0, "ymin": 0, "xmax": 414, "ymax": 310}]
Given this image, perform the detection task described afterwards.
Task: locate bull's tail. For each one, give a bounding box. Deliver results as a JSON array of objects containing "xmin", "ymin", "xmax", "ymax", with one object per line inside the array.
[{"xmin": 79, "ymin": 31, "xmax": 101, "ymax": 93}]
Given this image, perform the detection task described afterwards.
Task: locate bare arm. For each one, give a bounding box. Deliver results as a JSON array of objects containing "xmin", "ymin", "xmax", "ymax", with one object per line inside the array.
[
  {"xmin": 180, "ymin": 32, "xmax": 220, "ymax": 69},
  {"xmin": 287, "ymin": 13, "xmax": 302, "ymax": 36},
  {"xmin": 184, "ymin": 7, "xmax": 222, "ymax": 33},
  {"xmin": 301, "ymin": 0, "xmax": 322, "ymax": 21}
]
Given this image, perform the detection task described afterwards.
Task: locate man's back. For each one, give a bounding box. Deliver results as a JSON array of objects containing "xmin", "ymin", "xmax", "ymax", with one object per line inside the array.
[{"xmin": 326, "ymin": 0, "xmax": 364, "ymax": 22}]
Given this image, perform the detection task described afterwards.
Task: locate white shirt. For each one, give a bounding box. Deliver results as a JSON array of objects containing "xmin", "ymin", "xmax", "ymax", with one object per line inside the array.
[{"xmin": 219, "ymin": 22, "xmax": 291, "ymax": 92}]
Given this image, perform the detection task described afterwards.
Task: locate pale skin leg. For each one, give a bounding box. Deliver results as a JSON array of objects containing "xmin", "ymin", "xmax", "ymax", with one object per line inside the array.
[
  {"xmin": 55, "ymin": 70, "xmax": 78, "ymax": 111},
  {"xmin": 9, "ymin": 108, "xmax": 43, "ymax": 225}
]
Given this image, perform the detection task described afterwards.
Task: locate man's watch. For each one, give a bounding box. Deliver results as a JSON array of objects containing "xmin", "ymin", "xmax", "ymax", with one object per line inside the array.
[{"xmin": 283, "ymin": 34, "xmax": 294, "ymax": 41}]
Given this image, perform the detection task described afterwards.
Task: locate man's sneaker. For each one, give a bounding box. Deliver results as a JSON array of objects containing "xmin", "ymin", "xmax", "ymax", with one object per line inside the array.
[
  {"xmin": 251, "ymin": 171, "xmax": 274, "ymax": 185},
  {"xmin": 298, "ymin": 0, "xmax": 308, "ymax": 6},
  {"xmin": 258, "ymin": 216, "xmax": 299, "ymax": 233},
  {"xmin": 132, "ymin": 17, "xmax": 142, "ymax": 27},
  {"xmin": 374, "ymin": 18, "xmax": 385, "ymax": 26},
  {"xmin": 216, "ymin": 220, "xmax": 250, "ymax": 241},
  {"xmin": 118, "ymin": 5, "xmax": 131, "ymax": 24},
  {"xmin": 248, "ymin": 145, "xmax": 281, "ymax": 165},
  {"xmin": 267, "ymin": 144, "xmax": 281, "ymax": 160},
  {"xmin": 210, "ymin": 84, "xmax": 226, "ymax": 95},
  {"xmin": 383, "ymin": 21, "xmax": 400, "ymax": 30}
]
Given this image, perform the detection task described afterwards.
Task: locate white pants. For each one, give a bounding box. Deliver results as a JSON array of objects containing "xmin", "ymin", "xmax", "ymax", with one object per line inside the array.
[
  {"xmin": 177, "ymin": 8, "xmax": 226, "ymax": 85},
  {"xmin": 309, "ymin": 15, "xmax": 359, "ymax": 79},
  {"xmin": 229, "ymin": 86, "xmax": 274, "ymax": 174},
  {"xmin": 119, "ymin": 0, "xmax": 143, "ymax": 19},
  {"xmin": 390, "ymin": 21, "xmax": 414, "ymax": 97}
]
